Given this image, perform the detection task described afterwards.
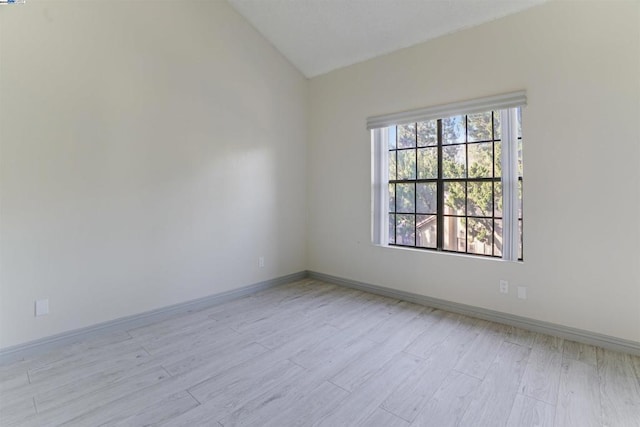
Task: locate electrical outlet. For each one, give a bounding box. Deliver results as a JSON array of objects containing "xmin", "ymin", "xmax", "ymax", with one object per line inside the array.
[
  {"xmin": 499, "ymin": 280, "xmax": 509, "ymax": 294},
  {"xmin": 258, "ymin": 256, "xmax": 265, "ymax": 268},
  {"xmin": 517, "ymin": 286, "xmax": 527, "ymax": 299},
  {"xmin": 35, "ymin": 299, "xmax": 49, "ymax": 317}
]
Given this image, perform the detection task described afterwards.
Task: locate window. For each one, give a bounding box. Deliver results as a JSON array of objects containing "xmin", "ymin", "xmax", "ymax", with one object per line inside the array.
[{"xmin": 370, "ymin": 92, "xmax": 525, "ymax": 261}]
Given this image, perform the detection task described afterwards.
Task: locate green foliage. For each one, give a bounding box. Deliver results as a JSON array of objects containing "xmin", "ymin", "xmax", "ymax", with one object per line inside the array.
[
  {"xmin": 443, "ymin": 112, "xmax": 496, "ymax": 246},
  {"xmin": 397, "ymin": 123, "xmax": 416, "ymax": 148}
]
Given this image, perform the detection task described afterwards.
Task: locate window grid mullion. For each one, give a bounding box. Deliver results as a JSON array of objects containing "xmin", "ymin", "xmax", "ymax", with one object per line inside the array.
[
  {"xmin": 436, "ymin": 119, "xmax": 444, "ymax": 251},
  {"xmin": 491, "ymin": 111, "xmax": 496, "ymax": 256},
  {"xmin": 395, "ymin": 135, "xmax": 398, "ymax": 245},
  {"xmin": 464, "ymin": 115, "xmax": 469, "ymax": 254},
  {"xmin": 414, "ymin": 125, "xmax": 418, "ymax": 246}
]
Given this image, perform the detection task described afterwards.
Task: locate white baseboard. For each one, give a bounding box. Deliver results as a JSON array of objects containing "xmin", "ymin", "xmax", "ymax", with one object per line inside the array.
[
  {"xmin": 0, "ymin": 271, "xmax": 307, "ymax": 364},
  {"xmin": 308, "ymin": 271, "xmax": 640, "ymax": 356},
  {"xmin": 4, "ymin": 269, "xmax": 637, "ymax": 364}
]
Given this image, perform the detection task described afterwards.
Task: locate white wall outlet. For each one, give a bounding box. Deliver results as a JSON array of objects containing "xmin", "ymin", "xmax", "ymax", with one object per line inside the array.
[
  {"xmin": 35, "ymin": 299, "xmax": 49, "ymax": 317},
  {"xmin": 258, "ymin": 256, "xmax": 265, "ymax": 268},
  {"xmin": 499, "ymin": 280, "xmax": 509, "ymax": 294},
  {"xmin": 517, "ymin": 286, "xmax": 527, "ymax": 299}
]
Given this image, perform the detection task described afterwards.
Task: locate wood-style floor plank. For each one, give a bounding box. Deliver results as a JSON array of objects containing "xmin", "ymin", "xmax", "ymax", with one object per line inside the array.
[
  {"xmin": 216, "ymin": 366, "xmax": 312, "ymax": 426},
  {"xmin": 381, "ymin": 317, "xmax": 479, "ymax": 422},
  {"xmin": 454, "ymin": 320, "xmax": 509, "ymax": 379},
  {"xmin": 505, "ymin": 326, "xmax": 537, "ymax": 348},
  {"xmin": 632, "ymin": 354, "xmax": 640, "ymax": 389},
  {"xmin": 507, "ymin": 394, "xmax": 556, "ymax": 427},
  {"xmin": 316, "ymin": 352, "xmax": 422, "ymax": 426},
  {"xmin": 11, "ymin": 366, "xmax": 171, "ymax": 427},
  {"xmin": 72, "ymin": 390, "xmax": 198, "ymax": 426},
  {"xmin": 562, "ymin": 339, "xmax": 597, "ymax": 366},
  {"xmin": 33, "ymin": 351, "xmax": 156, "ymax": 413},
  {"xmin": 289, "ymin": 326, "xmax": 376, "ymax": 372},
  {"xmin": 555, "ymin": 358, "xmax": 602, "ymax": 427},
  {"xmin": 110, "ymin": 391, "xmax": 199, "ymax": 426},
  {"xmin": 0, "ymin": 371, "xmax": 28, "ymax": 394},
  {"xmin": 410, "ymin": 370, "xmax": 481, "ymax": 426},
  {"xmin": 1, "ymin": 279, "xmax": 638, "ymax": 426},
  {"xmin": 0, "ymin": 372, "xmax": 30, "ymax": 409},
  {"xmin": 519, "ymin": 341, "xmax": 563, "ymax": 405},
  {"xmin": 459, "ymin": 341, "xmax": 531, "ymax": 426},
  {"xmin": 329, "ymin": 309, "xmax": 434, "ymax": 392},
  {"xmin": 160, "ymin": 338, "xmax": 261, "ymax": 377},
  {"xmin": 362, "ymin": 301, "xmax": 428, "ymax": 344},
  {"xmin": 362, "ymin": 407, "xmax": 410, "ymax": 427},
  {"xmin": 533, "ymin": 333, "xmax": 564, "ymax": 353},
  {"xmin": 24, "ymin": 330, "xmax": 134, "ymax": 373},
  {"xmin": 262, "ymin": 381, "xmax": 349, "ymax": 427},
  {"xmin": 404, "ymin": 310, "xmax": 463, "ymax": 358},
  {"xmin": 0, "ymin": 397, "xmax": 36, "ymax": 426},
  {"xmin": 597, "ymin": 348, "xmax": 640, "ymax": 427}
]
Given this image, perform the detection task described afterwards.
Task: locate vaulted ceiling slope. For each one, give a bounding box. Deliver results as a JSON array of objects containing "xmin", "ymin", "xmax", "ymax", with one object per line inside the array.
[{"xmin": 227, "ymin": 0, "xmax": 549, "ymax": 78}]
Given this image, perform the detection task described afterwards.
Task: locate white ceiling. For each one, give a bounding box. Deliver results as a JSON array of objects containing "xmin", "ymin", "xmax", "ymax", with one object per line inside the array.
[{"xmin": 227, "ymin": 0, "xmax": 548, "ymax": 78}]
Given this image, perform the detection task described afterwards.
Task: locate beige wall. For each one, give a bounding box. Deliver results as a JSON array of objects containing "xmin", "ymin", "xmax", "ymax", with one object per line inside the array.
[
  {"xmin": 308, "ymin": 1, "xmax": 640, "ymax": 342},
  {"xmin": 2, "ymin": 0, "xmax": 639, "ymax": 351},
  {"xmin": 0, "ymin": 0, "xmax": 308, "ymax": 349}
]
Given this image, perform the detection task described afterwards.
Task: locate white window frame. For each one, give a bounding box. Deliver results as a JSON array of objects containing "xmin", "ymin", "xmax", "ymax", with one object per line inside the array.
[{"xmin": 370, "ymin": 91, "xmax": 525, "ymax": 261}]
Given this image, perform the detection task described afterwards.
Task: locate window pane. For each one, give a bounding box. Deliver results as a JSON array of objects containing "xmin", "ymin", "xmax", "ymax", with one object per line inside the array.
[
  {"xmin": 417, "ymin": 120, "xmax": 437, "ymax": 146},
  {"xmin": 442, "ymin": 145, "xmax": 466, "ymax": 178},
  {"xmin": 388, "ymin": 184, "xmax": 395, "ymax": 213},
  {"xmin": 442, "ymin": 115, "xmax": 466, "ymax": 145},
  {"xmin": 517, "ymin": 108, "xmax": 522, "ymax": 139},
  {"xmin": 389, "ymin": 214, "xmax": 395, "ymax": 244},
  {"xmin": 494, "ymin": 182, "xmax": 502, "ymax": 217},
  {"xmin": 468, "ymin": 218, "xmax": 493, "ymax": 255},
  {"xmin": 388, "ymin": 126, "xmax": 396, "ymax": 150},
  {"xmin": 416, "ymin": 182, "xmax": 437, "ymax": 214},
  {"xmin": 389, "ymin": 151, "xmax": 396, "ymax": 180},
  {"xmin": 518, "ymin": 138, "xmax": 523, "ymax": 177},
  {"xmin": 396, "ymin": 183, "xmax": 415, "ymax": 213},
  {"xmin": 417, "ymin": 147, "xmax": 437, "ymax": 179},
  {"xmin": 467, "ymin": 181, "xmax": 493, "ymax": 217},
  {"xmin": 467, "ymin": 112, "xmax": 493, "ymax": 142},
  {"xmin": 444, "ymin": 182, "xmax": 465, "ymax": 215},
  {"xmin": 494, "ymin": 140, "xmax": 502, "ymax": 178},
  {"xmin": 416, "ymin": 215, "xmax": 437, "ymax": 248},
  {"xmin": 518, "ymin": 179, "xmax": 523, "ymax": 219},
  {"xmin": 397, "ymin": 124, "xmax": 416, "ymax": 148},
  {"xmin": 468, "ymin": 142, "xmax": 493, "ymax": 178},
  {"xmin": 396, "ymin": 214, "xmax": 415, "ymax": 245},
  {"xmin": 519, "ymin": 219, "xmax": 523, "ymax": 260},
  {"xmin": 443, "ymin": 216, "xmax": 464, "ymax": 252},
  {"xmin": 397, "ymin": 150, "xmax": 416, "ymax": 180},
  {"xmin": 494, "ymin": 219, "xmax": 503, "ymax": 257}
]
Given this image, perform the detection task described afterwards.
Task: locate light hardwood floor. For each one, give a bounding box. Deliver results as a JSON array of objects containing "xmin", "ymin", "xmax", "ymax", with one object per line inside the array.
[{"xmin": 1, "ymin": 279, "xmax": 639, "ymax": 426}]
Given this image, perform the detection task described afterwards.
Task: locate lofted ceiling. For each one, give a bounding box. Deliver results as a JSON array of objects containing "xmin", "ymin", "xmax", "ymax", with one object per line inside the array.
[{"xmin": 226, "ymin": 0, "xmax": 549, "ymax": 78}]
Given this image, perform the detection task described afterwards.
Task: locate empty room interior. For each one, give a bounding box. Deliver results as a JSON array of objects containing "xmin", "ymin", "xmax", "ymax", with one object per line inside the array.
[{"xmin": 1, "ymin": 0, "xmax": 639, "ymax": 425}]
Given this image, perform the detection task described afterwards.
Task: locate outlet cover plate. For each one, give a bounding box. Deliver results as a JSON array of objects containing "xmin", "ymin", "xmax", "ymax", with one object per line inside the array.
[
  {"xmin": 35, "ymin": 299, "xmax": 49, "ymax": 317},
  {"xmin": 517, "ymin": 286, "xmax": 527, "ymax": 299},
  {"xmin": 499, "ymin": 280, "xmax": 509, "ymax": 294}
]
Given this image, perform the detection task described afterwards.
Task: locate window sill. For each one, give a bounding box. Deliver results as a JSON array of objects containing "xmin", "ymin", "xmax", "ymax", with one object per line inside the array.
[{"xmin": 371, "ymin": 242, "xmax": 523, "ymax": 263}]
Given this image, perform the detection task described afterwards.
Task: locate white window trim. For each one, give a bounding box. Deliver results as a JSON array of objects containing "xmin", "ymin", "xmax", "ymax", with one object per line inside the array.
[
  {"xmin": 371, "ymin": 128, "xmax": 388, "ymax": 245},
  {"xmin": 369, "ymin": 91, "xmax": 526, "ymax": 261},
  {"xmin": 500, "ymin": 108, "xmax": 520, "ymax": 261}
]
